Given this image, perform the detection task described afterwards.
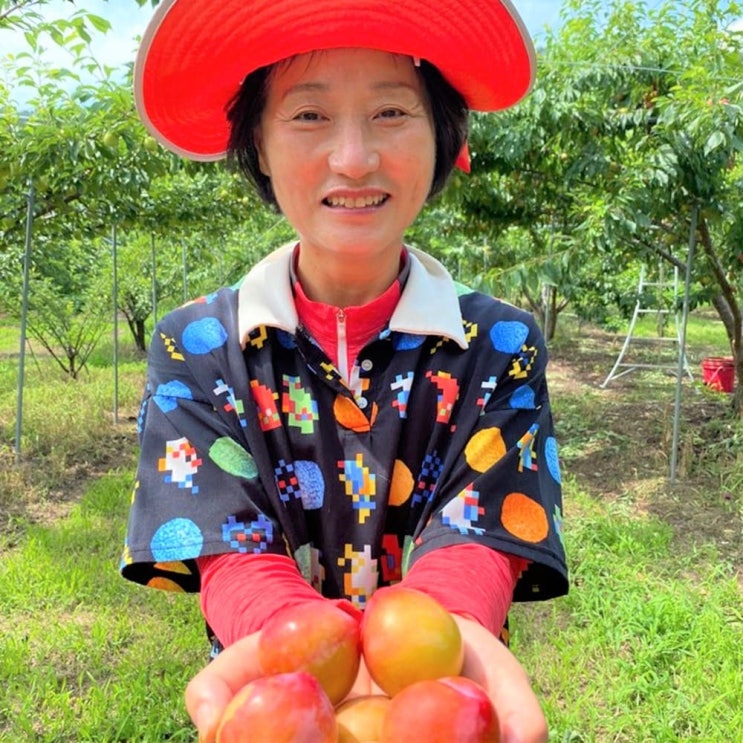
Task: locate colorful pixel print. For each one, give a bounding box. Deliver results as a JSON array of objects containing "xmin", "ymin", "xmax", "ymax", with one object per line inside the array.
[
  {"xmin": 158, "ymin": 438, "xmax": 202, "ymax": 493},
  {"xmin": 339, "ymin": 454, "xmax": 376, "ymax": 524},
  {"xmin": 282, "ymin": 375, "xmax": 319, "ymax": 434},
  {"xmin": 121, "ymin": 246, "xmax": 568, "ymax": 608},
  {"xmin": 222, "ymin": 513, "xmax": 273, "ymax": 554},
  {"xmin": 441, "ymin": 483, "xmax": 486, "ymax": 536},
  {"xmin": 338, "ymin": 543, "xmax": 378, "ymax": 607}
]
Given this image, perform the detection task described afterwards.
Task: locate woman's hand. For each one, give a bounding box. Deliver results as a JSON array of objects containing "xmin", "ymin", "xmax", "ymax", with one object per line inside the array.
[
  {"xmin": 453, "ymin": 614, "xmax": 549, "ymax": 743},
  {"xmin": 184, "ymin": 617, "xmax": 547, "ymax": 743},
  {"xmin": 184, "ymin": 633, "xmax": 263, "ymax": 743},
  {"xmin": 184, "ymin": 633, "xmax": 380, "ymax": 742}
]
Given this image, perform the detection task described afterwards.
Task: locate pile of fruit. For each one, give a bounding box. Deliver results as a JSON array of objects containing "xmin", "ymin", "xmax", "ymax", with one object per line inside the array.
[{"xmin": 215, "ymin": 586, "xmax": 500, "ymax": 742}]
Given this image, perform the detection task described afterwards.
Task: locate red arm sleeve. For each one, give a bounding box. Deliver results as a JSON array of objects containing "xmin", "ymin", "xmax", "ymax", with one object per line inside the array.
[
  {"xmin": 401, "ymin": 544, "xmax": 529, "ymax": 636},
  {"xmin": 198, "ymin": 544, "xmax": 527, "ymax": 647},
  {"xmin": 197, "ymin": 553, "xmax": 361, "ymax": 648}
]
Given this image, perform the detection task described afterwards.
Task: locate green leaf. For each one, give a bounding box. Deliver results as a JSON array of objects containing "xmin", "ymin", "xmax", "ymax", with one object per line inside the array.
[
  {"xmin": 86, "ymin": 15, "xmax": 111, "ymax": 34},
  {"xmin": 705, "ymin": 131, "xmax": 726, "ymax": 156}
]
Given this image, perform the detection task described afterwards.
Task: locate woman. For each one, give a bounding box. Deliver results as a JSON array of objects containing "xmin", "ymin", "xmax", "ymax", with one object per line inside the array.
[{"xmin": 122, "ymin": 1, "xmax": 568, "ymax": 741}]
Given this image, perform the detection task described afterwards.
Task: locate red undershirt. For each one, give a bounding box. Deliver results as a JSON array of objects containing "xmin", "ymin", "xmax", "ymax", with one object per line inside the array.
[{"xmin": 197, "ymin": 258, "xmax": 528, "ymax": 645}]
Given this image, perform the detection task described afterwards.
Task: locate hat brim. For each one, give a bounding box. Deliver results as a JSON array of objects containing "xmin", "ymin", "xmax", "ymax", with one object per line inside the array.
[{"xmin": 135, "ymin": 0, "xmax": 536, "ymax": 161}]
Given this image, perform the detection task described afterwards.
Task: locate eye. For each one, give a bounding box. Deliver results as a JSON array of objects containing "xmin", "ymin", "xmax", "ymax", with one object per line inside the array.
[
  {"xmin": 293, "ymin": 110, "xmax": 325, "ymax": 122},
  {"xmin": 377, "ymin": 108, "xmax": 406, "ymax": 120}
]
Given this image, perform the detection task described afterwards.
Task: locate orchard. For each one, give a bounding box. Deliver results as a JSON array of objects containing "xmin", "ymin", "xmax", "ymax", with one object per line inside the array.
[
  {"xmin": 1, "ymin": 2, "xmax": 742, "ymax": 741},
  {"xmin": 1, "ymin": 0, "xmax": 742, "ymax": 415}
]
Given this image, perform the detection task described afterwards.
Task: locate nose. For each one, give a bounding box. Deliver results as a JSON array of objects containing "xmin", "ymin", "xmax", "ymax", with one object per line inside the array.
[{"xmin": 328, "ymin": 121, "xmax": 380, "ymax": 178}]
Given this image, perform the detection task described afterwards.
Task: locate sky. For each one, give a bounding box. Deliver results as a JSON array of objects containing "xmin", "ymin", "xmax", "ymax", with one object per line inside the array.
[
  {"xmin": 1, "ymin": 0, "xmax": 567, "ymax": 76},
  {"xmin": 2, "ymin": 0, "xmax": 739, "ymax": 99}
]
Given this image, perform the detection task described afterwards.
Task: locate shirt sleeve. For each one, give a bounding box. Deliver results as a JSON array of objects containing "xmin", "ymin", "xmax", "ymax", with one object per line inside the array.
[
  {"xmin": 197, "ymin": 553, "xmax": 362, "ymax": 647},
  {"xmin": 401, "ymin": 544, "xmax": 527, "ymax": 636},
  {"xmin": 406, "ymin": 298, "xmax": 568, "ymax": 603},
  {"xmin": 120, "ymin": 290, "xmax": 289, "ymax": 592}
]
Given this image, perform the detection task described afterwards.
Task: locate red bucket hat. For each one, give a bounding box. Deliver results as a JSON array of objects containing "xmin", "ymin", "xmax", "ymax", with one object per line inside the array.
[{"xmin": 134, "ymin": 0, "xmax": 536, "ymax": 161}]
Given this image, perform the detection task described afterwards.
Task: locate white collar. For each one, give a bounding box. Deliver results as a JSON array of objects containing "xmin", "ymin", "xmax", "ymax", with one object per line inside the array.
[{"xmin": 237, "ymin": 242, "xmax": 468, "ymax": 350}]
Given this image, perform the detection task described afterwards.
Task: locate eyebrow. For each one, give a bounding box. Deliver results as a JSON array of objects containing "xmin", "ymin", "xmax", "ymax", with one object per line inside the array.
[{"xmin": 281, "ymin": 80, "xmax": 420, "ymax": 101}]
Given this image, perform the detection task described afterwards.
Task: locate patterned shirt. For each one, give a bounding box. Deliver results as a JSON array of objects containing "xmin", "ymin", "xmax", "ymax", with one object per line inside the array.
[{"xmin": 120, "ymin": 243, "xmax": 568, "ymax": 607}]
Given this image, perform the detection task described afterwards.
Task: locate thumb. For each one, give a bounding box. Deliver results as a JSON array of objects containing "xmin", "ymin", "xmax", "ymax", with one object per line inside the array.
[
  {"xmin": 184, "ymin": 632, "xmax": 263, "ymax": 743},
  {"xmin": 453, "ymin": 616, "xmax": 548, "ymax": 743}
]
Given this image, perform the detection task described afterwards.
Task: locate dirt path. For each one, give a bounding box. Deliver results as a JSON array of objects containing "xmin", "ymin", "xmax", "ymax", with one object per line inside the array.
[{"xmin": 547, "ymin": 324, "xmax": 742, "ymax": 589}]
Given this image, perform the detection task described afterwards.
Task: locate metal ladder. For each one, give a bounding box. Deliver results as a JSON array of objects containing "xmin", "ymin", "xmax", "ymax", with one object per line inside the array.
[{"xmin": 601, "ymin": 262, "xmax": 694, "ymax": 388}]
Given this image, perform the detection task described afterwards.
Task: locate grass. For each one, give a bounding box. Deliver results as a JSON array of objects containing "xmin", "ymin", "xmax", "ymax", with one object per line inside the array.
[
  {"xmin": 0, "ymin": 315, "xmax": 20, "ymax": 350},
  {"xmin": 0, "ymin": 469, "xmax": 205, "ymax": 742},
  {"xmin": 620, "ymin": 311, "xmax": 731, "ymax": 362},
  {"xmin": 512, "ymin": 484, "xmax": 743, "ymax": 742},
  {"xmin": 527, "ymin": 311, "xmax": 743, "ymax": 741},
  {"xmin": 0, "ymin": 325, "xmax": 146, "ymax": 550},
  {"xmin": 0, "ymin": 308, "xmax": 741, "ymax": 741}
]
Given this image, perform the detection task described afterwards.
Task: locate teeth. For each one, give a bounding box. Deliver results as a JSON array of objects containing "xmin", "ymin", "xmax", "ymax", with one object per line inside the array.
[{"xmin": 327, "ymin": 195, "xmax": 386, "ymax": 208}]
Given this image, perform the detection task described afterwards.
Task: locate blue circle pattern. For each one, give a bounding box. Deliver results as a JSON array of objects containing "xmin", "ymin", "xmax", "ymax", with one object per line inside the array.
[
  {"xmin": 182, "ymin": 318, "xmax": 228, "ymax": 355},
  {"xmin": 154, "ymin": 380, "xmax": 193, "ymax": 413},
  {"xmin": 490, "ymin": 321, "xmax": 529, "ymax": 354},
  {"xmin": 394, "ymin": 333, "xmax": 426, "ymax": 351},
  {"xmin": 139, "ymin": 302, "xmax": 561, "ymax": 581},
  {"xmin": 276, "ymin": 330, "xmax": 297, "ymax": 349},
  {"xmin": 294, "ymin": 460, "xmax": 325, "ymax": 510},
  {"xmin": 545, "ymin": 436, "xmax": 561, "ymax": 484},
  {"xmin": 150, "ymin": 518, "xmax": 203, "ymax": 561},
  {"xmin": 509, "ymin": 384, "xmax": 536, "ymax": 410}
]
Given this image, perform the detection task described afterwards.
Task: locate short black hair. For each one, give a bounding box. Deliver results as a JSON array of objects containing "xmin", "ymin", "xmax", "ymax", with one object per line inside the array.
[{"xmin": 226, "ymin": 58, "xmax": 468, "ymax": 208}]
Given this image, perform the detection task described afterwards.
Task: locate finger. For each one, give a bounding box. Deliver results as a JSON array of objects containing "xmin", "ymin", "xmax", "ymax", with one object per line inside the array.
[
  {"xmin": 343, "ymin": 656, "xmax": 387, "ymax": 702},
  {"xmin": 184, "ymin": 632, "xmax": 263, "ymax": 743},
  {"xmin": 345, "ymin": 656, "xmax": 373, "ymax": 700},
  {"xmin": 482, "ymin": 641, "xmax": 547, "ymax": 743},
  {"xmin": 453, "ymin": 617, "xmax": 548, "ymax": 743}
]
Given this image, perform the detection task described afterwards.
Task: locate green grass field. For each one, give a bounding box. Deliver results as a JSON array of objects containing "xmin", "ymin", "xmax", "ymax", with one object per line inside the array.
[
  {"xmin": 0, "ymin": 310, "xmax": 741, "ymax": 742},
  {"xmin": 0, "ymin": 469, "xmax": 204, "ymax": 741},
  {"xmin": 512, "ymin": 485, "xmax": 742, "ymax": 741}
]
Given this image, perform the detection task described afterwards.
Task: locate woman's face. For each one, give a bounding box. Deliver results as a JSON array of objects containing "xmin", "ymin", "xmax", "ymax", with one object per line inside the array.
[{"xmin": 255, "ymin": 48, "xmax": 436, "ymax": 262}]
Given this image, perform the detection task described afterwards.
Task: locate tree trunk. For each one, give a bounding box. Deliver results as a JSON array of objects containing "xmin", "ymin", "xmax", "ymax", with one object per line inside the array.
[
  {"xmin": 124, "ymin": 313, "xmax": 147, "ymax": 353},
  {"xmin": 734, "ymin": 356, "xmax": 743, "ymax": 417},
  {"xmin": 712, "ymin": 294, "xmax": 737, "ymax": 351},
  {"xmin": 134, "ymin": 319, "xmax": 147, "ymax": 353},
  {"xmin": 542, "ymin": 284, "xmax": 558, "ymax": 342},
  {"xmin": 699, "ymin": 218, "xmax": 742, "ymax": 417}
]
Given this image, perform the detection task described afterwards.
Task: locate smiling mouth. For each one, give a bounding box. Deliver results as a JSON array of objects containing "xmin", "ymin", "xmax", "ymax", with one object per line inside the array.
[{"xmin": 324, "ymin": 194, "xmax": 389, "ymax": 209}]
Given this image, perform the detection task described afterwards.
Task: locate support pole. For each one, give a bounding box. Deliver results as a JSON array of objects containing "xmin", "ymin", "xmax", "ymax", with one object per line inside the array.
[
  {"xmin": 151, "ymin": 232, "xmax": 158, "ymax": 323},
  {"xmin": 14, "ymin": 182, "xmax": 35, "ymax": 463},
  {"xmin": 112, "ymin": 224, "xmax": 119, "ymax": 425},
  {"xmin": 182, "ymin": 242, "xmax": 188, "ymax": 303},
  {"xmin": 670, "ymin": 205, "xmax": 698, "ymax": 484}
]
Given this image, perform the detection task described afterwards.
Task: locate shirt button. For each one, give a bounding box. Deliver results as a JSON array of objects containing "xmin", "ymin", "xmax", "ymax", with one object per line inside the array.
[
  {"xmin": 357, "ymin": 397, "xmax": 368, "ymax": 409},
  {"xmin": 360, "ymin": 359, "xmax": 374, "ymax": 372}
]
